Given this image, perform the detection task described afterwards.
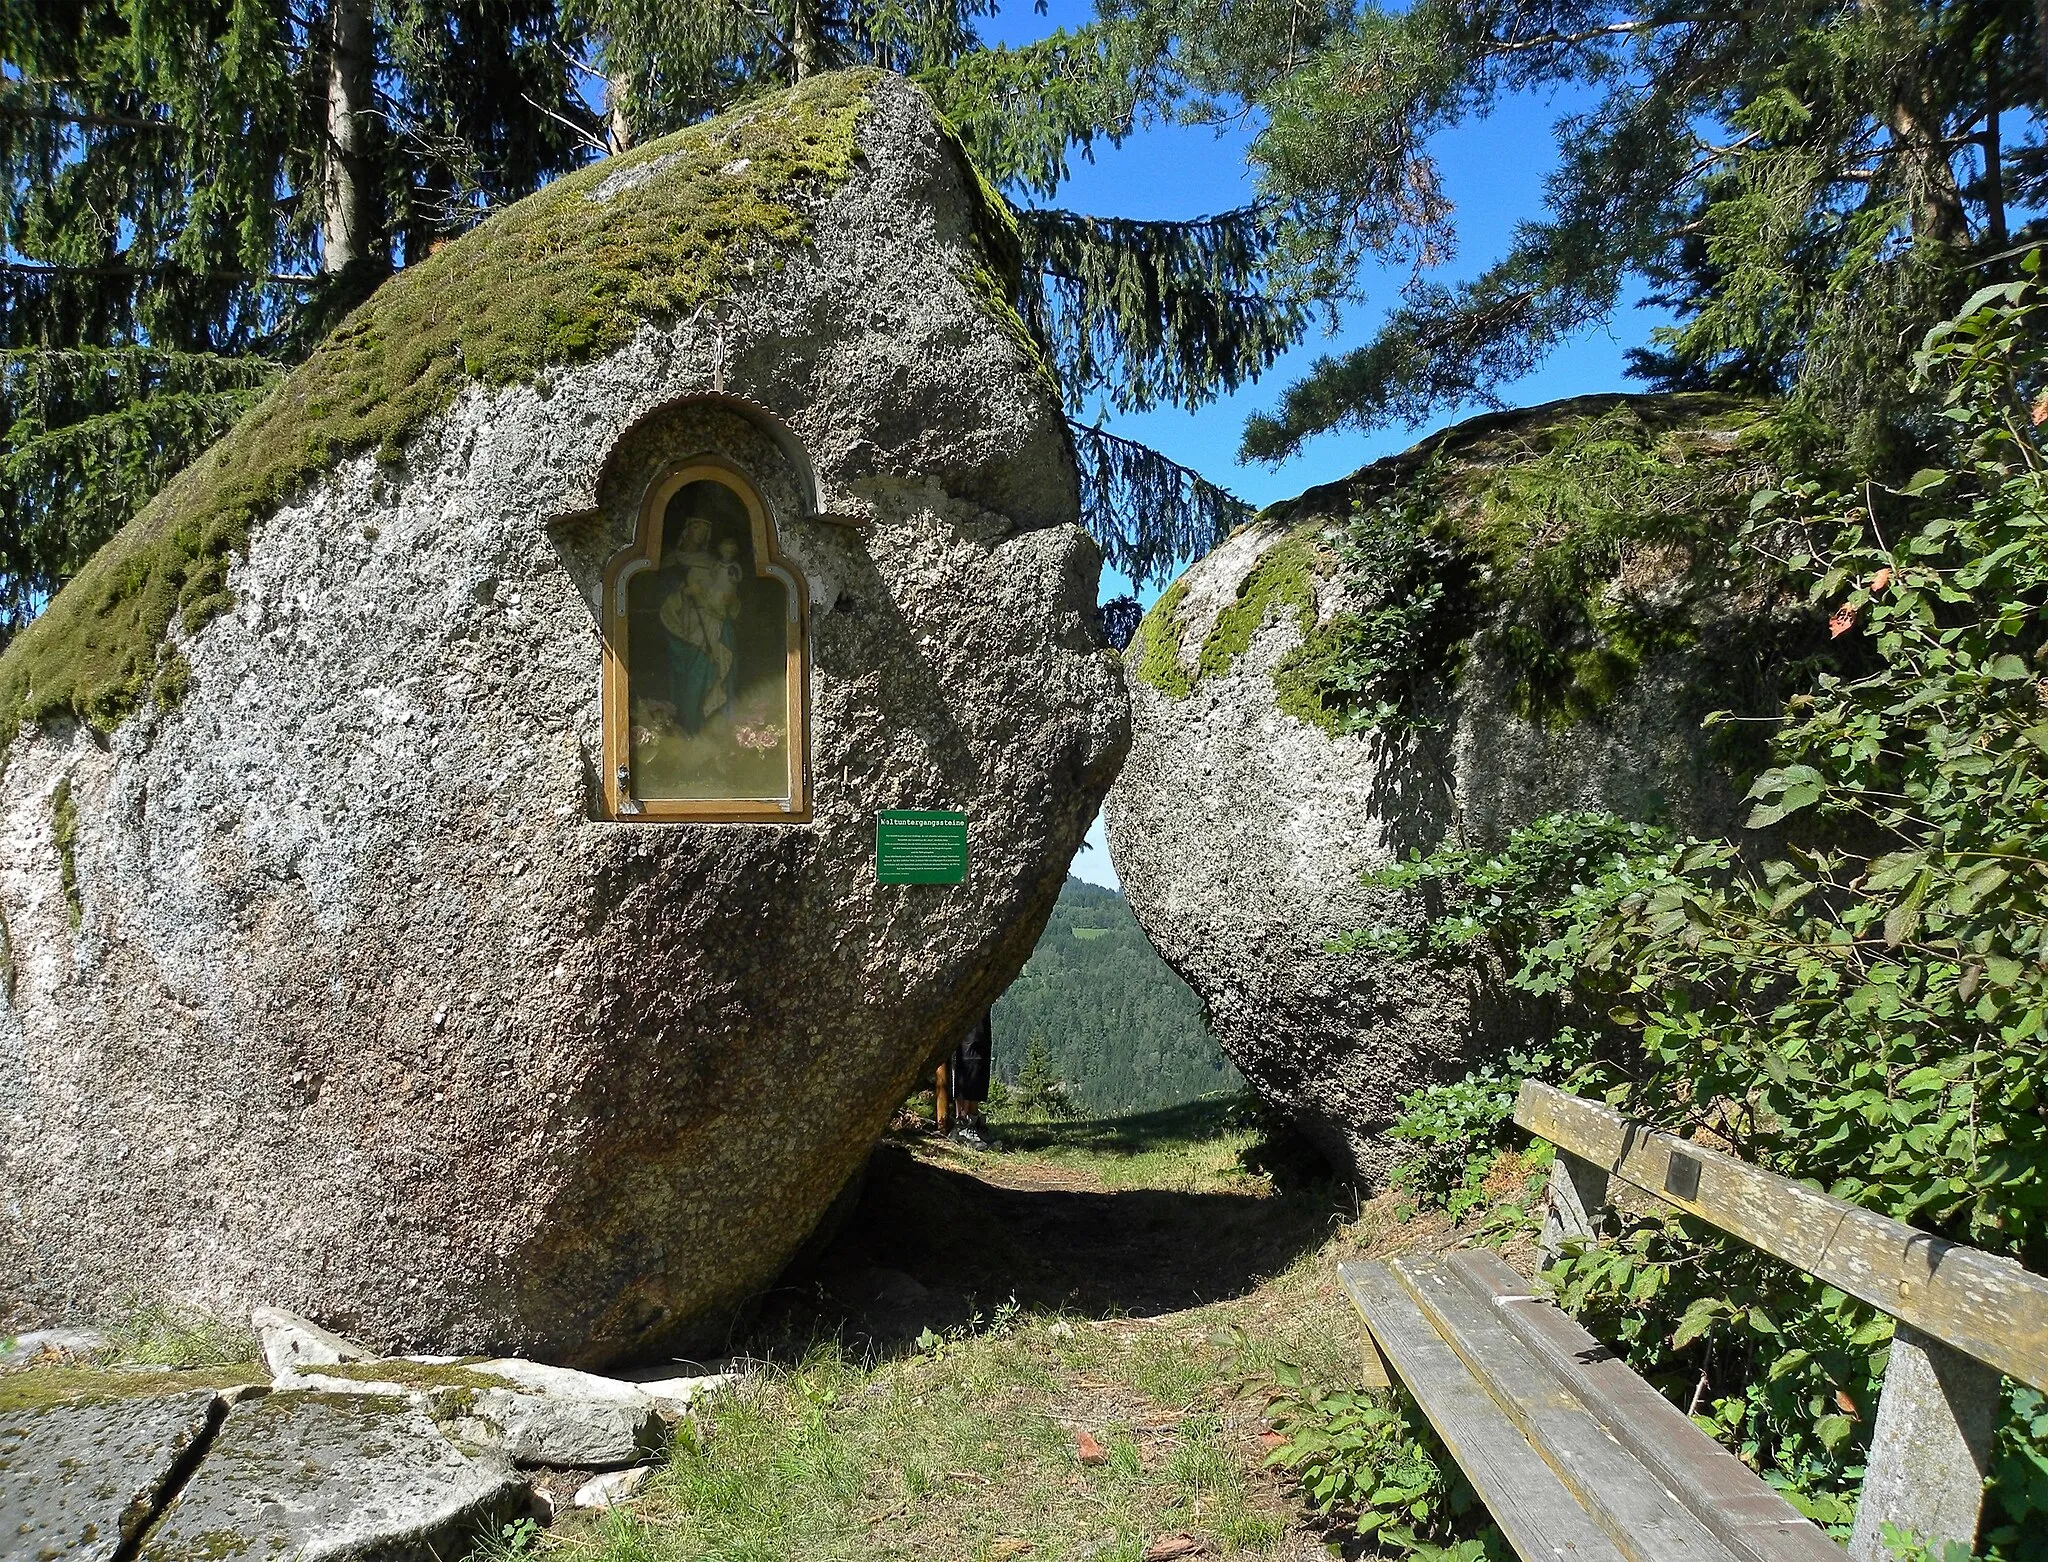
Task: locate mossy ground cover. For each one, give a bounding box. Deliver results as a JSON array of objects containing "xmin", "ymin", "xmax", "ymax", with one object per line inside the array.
[
  {"xmin": 509, "ymin": 1104, "xmax": 1526, "ymax": 1562},
  {"xmin": 1137, "ymin": 393, "xmax": 1790, "ymax": 735},
  {"xmin": 0, "ymin": 1363, "xmax": 262, "ymax": 1415},
  {"xmin": 0, "ymin": 70, "xmax": 884, "ymax": 762},
  {"xmin": 310, "ymin": 1358, "xmax": 507, "ymax": 1393}
]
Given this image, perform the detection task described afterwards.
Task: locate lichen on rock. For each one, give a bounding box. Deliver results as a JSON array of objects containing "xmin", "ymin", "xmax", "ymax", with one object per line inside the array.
[
  {"xmin": 1108, "ymin": 393, "xmax": 1822, "ymax": 1181},
  {"xmin": 0, "ymin": 71, "xmax": 1126, "ymax": 1364}
]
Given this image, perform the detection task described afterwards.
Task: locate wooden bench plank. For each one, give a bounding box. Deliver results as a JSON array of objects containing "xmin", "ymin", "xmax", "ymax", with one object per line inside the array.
[
  {"xmin": 1337, "ymin": 1261, "xmax": 1631, "ymax": 1562},
  {"xmin": 1445, "ymin": 1249, "xmax": 1843, "ymax": 1562},
  {"xmin": 1515, "ymin": 1080, "xmax": 2048, "ymax": 1392},
  {"xmin": 1388, "ymin": 1255, "xmax": 1743, "ymax": 1562}
]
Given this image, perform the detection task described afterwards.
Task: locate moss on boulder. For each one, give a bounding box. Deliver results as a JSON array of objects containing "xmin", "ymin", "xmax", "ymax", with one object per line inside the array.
[
  {"xmin": 1110, "ymin": 392, "xmax": 1829, "ymax": 1181},
  {"xmin": 0, "ymin": 1365, "xmax": 261, "ymax": 1416},
  {"xmin": 0, "ymin": 69, "xmax": 1121, "ymax": 1364},
  {"xmin": 0, "ymin": 68, "xmax": 981, "ymax": 763},
  {"xmin": 1138, "ymin": 392, "xmax": 1786, "ymax": 735}
]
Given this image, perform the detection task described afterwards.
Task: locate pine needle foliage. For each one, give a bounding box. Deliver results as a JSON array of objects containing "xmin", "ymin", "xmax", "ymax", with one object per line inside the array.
[
  {"xmin": 0, "ymin": 0, "xmax": 607, "ymax": 653},
  {"xmin": 0, "ymin": 346, "xmax": 278, "ymax": 640},
  {"xmin": 0, "ymin": 74, "xmax": 876, "ymax": 756},
  {"xmin": 1171, "ymin": 0, "xmax": 2048, "ymax": 470},
  {"xmin": 1072, "ymin": 421, "xmax": 1251, "ymax": 587},
  {"xmin": 925, "ymin": 19, "xmax": 1157, "ymax": 196},
  {"xmin": 1021, "ymin": 205, "xmax": 1305, "ymax": 415}
]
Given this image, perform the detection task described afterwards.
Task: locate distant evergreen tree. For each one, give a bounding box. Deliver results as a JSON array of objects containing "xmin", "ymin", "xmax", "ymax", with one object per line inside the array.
[
  {"xmin": 1116, "ymin": 0, "xmax": 2048, "ymax": 471},
  {"xmin": 993, "ymin": 877, "xmax": 1241, "ymax": 1117},
  {"xmin": 1011, "ymin": 1031, "xmax": 1075, "ymax": 1119},
  {"xmin": 0, "ymin": 0, "xmax": 602, "ymax": 645}
]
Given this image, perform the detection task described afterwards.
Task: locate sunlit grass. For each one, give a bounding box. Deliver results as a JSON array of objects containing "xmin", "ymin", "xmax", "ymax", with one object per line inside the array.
[
  {"xmin": 533, "ymin": 1097, "xmax": 1365, "ymax": 1561},
  {"xmin": 545, "ymin": 1318, "xmax": 1308, "ymax": 1562},
  {"xmin": 979, "ymin": 1094, "xmax": 1273, "ymax": 1193}
]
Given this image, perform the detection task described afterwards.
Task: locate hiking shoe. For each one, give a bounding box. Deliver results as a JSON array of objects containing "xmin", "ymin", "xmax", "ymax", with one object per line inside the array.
[{"xmin": 952, "ymin": 1119, "xmax": 989, "ymax": 1149}]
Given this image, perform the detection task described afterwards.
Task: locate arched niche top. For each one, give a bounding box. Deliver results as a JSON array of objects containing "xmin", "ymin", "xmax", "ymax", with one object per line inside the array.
[
  {"xmin": 601, "ymin": 455, "xmax": 811, "ymax": 822},
  {"xmin": 593, "ymin": 392, "xmax": 834, "ymax": 526}
]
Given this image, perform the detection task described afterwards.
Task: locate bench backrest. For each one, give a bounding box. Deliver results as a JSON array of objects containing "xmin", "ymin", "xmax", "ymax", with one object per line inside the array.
[{"xmin": 1514, "ymin": 1079, "xmax": 2048, "ymax": 1394}]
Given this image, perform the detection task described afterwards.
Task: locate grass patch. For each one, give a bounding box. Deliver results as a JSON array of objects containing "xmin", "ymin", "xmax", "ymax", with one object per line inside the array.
[
  {"xmin": 983, "ymin": 1096, "xmax": 1273, "ymax": 1194},
  {"xmin": 546, "ymin": 1331, "xmax": 1294, "ymax": 1562},
  {"xmin": 0, "ymin": 70, "xmax": 887, "ymax": 762},
  {"xmin": 101, "ymin": 1299, "xmax": 259, "ymax": 1369},
  {"xmin": 512, "ymin": 1096, "xmax": 1392, "ymax": 1561}
]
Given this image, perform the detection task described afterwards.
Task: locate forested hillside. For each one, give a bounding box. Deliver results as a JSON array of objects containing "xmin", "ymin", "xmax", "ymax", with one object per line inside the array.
[{"xmin": 992, "ymin": 878, "xmax": 1240, "ymax": 1116}]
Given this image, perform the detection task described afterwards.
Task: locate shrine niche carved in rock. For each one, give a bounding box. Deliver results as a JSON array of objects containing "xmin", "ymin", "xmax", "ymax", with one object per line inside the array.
[{"xmin": 602, "ymin": 457, "xmax": 810, "ymax": 821}]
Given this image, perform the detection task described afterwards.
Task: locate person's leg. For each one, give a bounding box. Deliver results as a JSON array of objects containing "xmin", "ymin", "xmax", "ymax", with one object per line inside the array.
[{"xmin": 952, "ymin": 1012, "xmax": 993, "ymax": 1145}]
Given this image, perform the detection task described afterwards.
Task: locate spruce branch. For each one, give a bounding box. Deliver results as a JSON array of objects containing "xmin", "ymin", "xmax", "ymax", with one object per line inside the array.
[
  {"xmin": 1021, "ymin": 205, "xmax": 1308, "ymax": 416},
  {"xmin": 1069, "ymin": 419, "xmax": 1250, "ymax": 588}
]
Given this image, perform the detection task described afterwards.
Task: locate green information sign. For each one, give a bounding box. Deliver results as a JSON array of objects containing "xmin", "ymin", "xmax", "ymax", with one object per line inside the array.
[{"xmin": 876, "ymin": 810, "xmax": 969, "ymax": 885}]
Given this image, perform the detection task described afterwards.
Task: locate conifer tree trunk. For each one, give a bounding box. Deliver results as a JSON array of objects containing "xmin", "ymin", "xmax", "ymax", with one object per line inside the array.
[
  {"xmin": 1857, "ymin": 0, "xmax": 1969, "ymax": 246},
  {"xmin": 2037, "ymin": 0, "xmax": 2048, "ymax": 107},
  {"xmin": 322, "ymin": 0, "xmax": 374, "ymax": 275},
  {"xmin": 789, "ymin": 1, "xmax": 823, "ymax": 80},
  {"xmin": 1888, "ymin": 86, "xmax": 1970, "ymax": 245},
  {"xmin": 606, "ymin": 75, "xmax": 634, "ymax": 154}
]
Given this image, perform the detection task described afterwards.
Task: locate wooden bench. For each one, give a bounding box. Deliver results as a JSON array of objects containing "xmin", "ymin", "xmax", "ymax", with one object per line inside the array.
[{"xmin": 1338, "ymin": 1079, "xmax": 2048, "ymax": 1562}]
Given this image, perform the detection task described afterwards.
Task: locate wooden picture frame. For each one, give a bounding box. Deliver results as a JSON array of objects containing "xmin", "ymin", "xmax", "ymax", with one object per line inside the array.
[{"xmin": 601, "ymin": 457, "xmax": 811, "ymax": 822}]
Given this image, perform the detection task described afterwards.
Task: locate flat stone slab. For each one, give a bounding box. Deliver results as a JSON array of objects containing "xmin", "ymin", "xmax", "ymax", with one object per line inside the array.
[
  {"xmin": 277, "ymin": 1356, "xmax": 702, "ymax": 1468},
  {"xmin": 0, "ymin": 1372, "xmax": 228, "ymax": 1562},
  {"xmin": 252, "ymin": 1306, "xmax": 370, "ymax": 1377},
  {"xmin": 137, "ymin": 1390, "xmax": 526, "ymax": 1562}
]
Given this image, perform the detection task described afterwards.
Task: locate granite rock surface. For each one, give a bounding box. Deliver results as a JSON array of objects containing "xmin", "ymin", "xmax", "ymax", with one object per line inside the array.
[
  {"xmin": 0, "ymin": 72, "xmax": 1125, "ymax": 1362},
  {"xmin": 1107, "ymin": 395, "xmax": 1792, "ymax": 1181},
  {"xmin": 0, "ymin": 1381, "xmax": 226, "ymax": 1562},
  {"xmin": 134, "ymin": 1391, "xmax": 527, "ymax": 1562}
]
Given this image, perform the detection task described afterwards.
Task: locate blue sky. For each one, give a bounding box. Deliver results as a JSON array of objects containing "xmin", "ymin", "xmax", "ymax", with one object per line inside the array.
[{"xmin": 973, "ymin": 4, "xmax": 1672, "ymax": 887}]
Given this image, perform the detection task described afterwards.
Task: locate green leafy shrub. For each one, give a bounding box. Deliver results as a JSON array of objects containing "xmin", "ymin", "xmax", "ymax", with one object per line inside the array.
[
  {"xmin": 1543, "ymin": 1216, "xmax": 1884, "ymax": 1531},
  {"xmin": 1274, "ymin": 491, "xmax": 1477, "ymax": 734},
  {"xmin": 1309, "ymin": 259, "xmax": 2048, "ymax": 1561},
  {"xmin": 1383, "ymin": 262, "xmax": 2048, "ymax": 1558},
  {"xmin": 1342, "ymin": 810, "xmax": 1671, "ymax": 976},
  {"xmin": 1263, "ymin": 1364, "xmax": 1507, "ymax": 1558},
  {"xmin": 1383, "ymin": 1058, "xmax": 1556, "ymax": 1225}
]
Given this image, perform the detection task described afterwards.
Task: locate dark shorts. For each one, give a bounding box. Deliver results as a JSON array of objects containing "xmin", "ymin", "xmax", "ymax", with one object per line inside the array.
[{"xmin": 952, "ymin": 1012, "xmax": 992, "ymax": 1101}]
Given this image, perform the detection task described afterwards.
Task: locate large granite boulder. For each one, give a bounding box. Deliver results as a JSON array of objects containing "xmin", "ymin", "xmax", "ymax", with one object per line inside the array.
[
  {"xmin": 0, "ymin": 71, "xmax": 1125, "ymax": 1362},
  {"xmin": 1107, "ymin": 395, "xmax": 1811, "ymax": 1181}
]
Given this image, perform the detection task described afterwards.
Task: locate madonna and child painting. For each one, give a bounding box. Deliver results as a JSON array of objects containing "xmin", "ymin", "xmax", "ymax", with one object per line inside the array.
[{"xmin": 621, "ymin": 475, "xmax": 801, "ymax": 808}]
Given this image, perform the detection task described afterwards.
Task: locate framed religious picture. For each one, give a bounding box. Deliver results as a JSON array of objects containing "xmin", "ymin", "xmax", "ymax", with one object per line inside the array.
[{"xmin": 601, "ymin": 457, "xmax": 810, "ymax": 820}]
